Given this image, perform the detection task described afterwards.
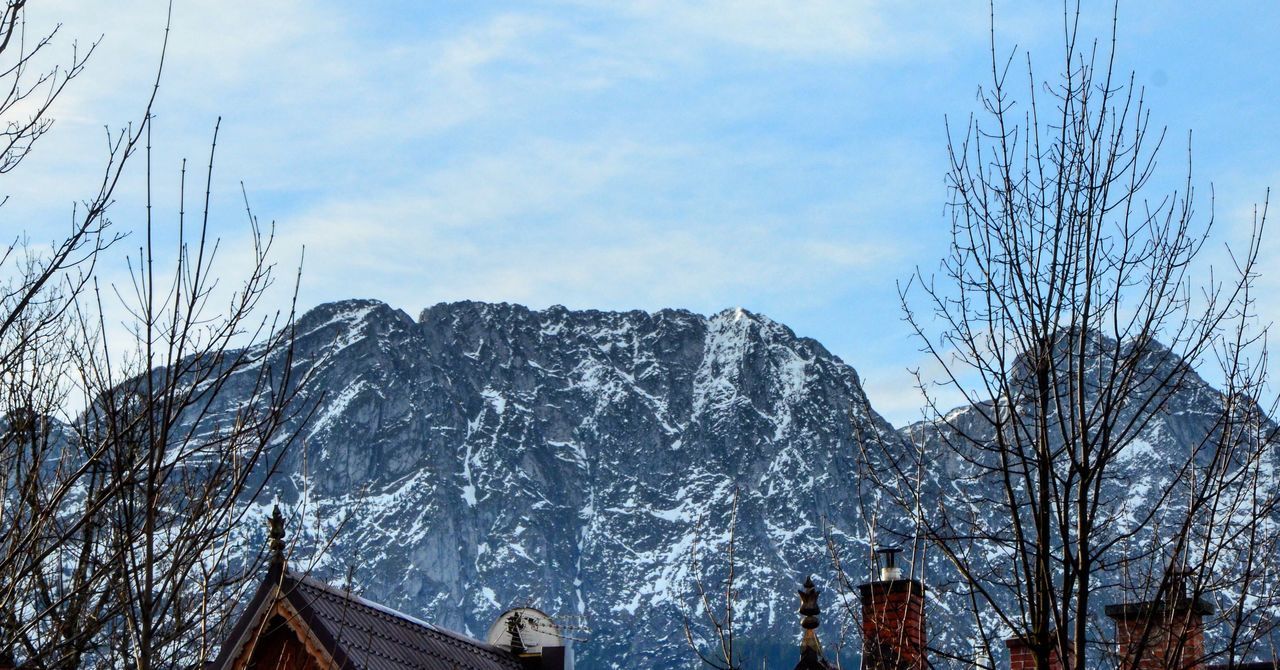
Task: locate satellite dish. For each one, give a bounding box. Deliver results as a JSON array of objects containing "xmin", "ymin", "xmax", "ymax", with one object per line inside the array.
[{"xmin": 485, "ymin": 607, "xmax": 561, "ymax": 653}]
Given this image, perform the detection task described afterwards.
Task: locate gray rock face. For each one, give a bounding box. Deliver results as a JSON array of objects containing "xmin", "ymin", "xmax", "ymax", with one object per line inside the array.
[
  {"xmin": 205, "ymin": 301, "xmax": 1276, "ymax": 668},
  {"xmin": 900, "ymin": 332, "xmax": 1280, "ymax": 662},
  {"xmin": 221, "ymin": 299, "xmax": 900, "ymax": 669}
]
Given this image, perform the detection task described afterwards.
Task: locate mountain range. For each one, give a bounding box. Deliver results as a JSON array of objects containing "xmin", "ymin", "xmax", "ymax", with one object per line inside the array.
[{"xmin": 201, "ymin": 299, "xmax": 1277, "ymax": 669}]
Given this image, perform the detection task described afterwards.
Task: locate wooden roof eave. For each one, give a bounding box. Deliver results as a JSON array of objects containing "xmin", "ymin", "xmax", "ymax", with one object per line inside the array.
[
  {"xmin": 211, "ymin": 569, "xmax": 347, "ymax": 670},
  {"xmin": 209, "ymin": 568, "xmax": 287, "ymax": 670},
  {"xmin": 226, "ymin": 597, "xmax": 343, "ymax": 670}
]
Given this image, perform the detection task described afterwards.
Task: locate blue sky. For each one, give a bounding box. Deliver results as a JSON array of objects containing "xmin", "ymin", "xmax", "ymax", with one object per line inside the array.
[{"xmin": 13, "ymin": 1, "xmax": 1280, "ymax": 426}]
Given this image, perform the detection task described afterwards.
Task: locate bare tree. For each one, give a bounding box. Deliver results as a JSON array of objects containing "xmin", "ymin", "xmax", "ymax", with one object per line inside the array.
[
  {"xmin": 0, "ymin": 3, "xmax": 313, "ymax": 668},
  {"xmin": 0, "ymin": 0, "xmax": 152, "ymax": 663},
  {"xmin": 682, "ymin": 487, "xmax": 752, "ymax": 670},
  {"xmin": 863, "ymin": 5, "xmax": 1279, "ymax": 670}
]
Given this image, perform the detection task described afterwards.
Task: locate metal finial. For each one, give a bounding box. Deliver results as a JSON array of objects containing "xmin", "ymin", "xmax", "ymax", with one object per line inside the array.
[
  {"xmin": 797, "ymin": 576, "xmax": 826, "ymax": 662},
  {"xmin": 268, "ymin": 503, "xmax": 286, "ymax": 568},
  {"xmin": 799, "ymin": 576, "xmax": 821, "ymax": 620}
]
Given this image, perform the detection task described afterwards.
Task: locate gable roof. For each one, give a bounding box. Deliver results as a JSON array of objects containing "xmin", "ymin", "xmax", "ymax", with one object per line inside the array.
[
  {"xmin": 212, "ymin": 567, "xmax": 523, "ymax": 670},
  {"xmin": 793, "ymin": 648, "xmax": 835, "ymax": 670}
]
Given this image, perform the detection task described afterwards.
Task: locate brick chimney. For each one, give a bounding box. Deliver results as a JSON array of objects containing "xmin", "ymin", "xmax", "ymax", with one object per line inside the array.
[
  {"xmin": 1105, "ymin": 570, "xmax": 1213, "ymax": 670},
  {"xmin": 1005, "ymin": 631, "xmax": 1073, "ymax": 670},
  {"xmin": 858, "ymin": 547, "xmax": 926, "ymax": 670}
]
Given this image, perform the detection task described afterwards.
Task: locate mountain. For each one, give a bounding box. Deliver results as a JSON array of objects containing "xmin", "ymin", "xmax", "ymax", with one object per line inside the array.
[
  {"xmin": 211, "ymin": 299, "xmax": 902, "ymax": 669},
  {"xmin": 899, "ymin": 330, "xmax": 1280, "ymax": 660},
  {"xmin": 202, "ymin": 301, "xmax": 1278, "ymax": 668}
]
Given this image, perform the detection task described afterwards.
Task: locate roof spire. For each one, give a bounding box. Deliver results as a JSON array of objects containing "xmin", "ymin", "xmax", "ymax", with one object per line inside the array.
[
  {"xmin": 267, "ymin": 503, "xmax": 286, "ymax": 571},
  {"xmin": 794, "ymin": 576, "xmax": 832, "ymax": 669}
]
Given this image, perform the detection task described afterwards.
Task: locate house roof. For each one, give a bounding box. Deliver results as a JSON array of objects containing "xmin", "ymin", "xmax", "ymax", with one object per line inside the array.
[
  {"xmin": 212, "ymin": 567, "xmax": 524, "ymax": 670},
  {"xmin": 793, "ymin": 648, "xmax": 834, "ymax": 670}
]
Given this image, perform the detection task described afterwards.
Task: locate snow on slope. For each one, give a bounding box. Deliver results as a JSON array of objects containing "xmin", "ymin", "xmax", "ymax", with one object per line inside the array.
[{"xmin": 197, "ymin": 299, "xmax": 897, "ymax": 669}]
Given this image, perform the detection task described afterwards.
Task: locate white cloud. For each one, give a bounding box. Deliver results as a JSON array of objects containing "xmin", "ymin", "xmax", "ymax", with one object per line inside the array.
[
  {"xmin": 571, "ymin": 0, "xmax": 990, "ymax": 60},
  {"xmin": 4, "ymin": 0, "xmax": 943, "ymax": 342},
  {"xmin": 13, "ymin": 0, "xmax": 1271, "ymax": 431},
  {"xmin": 271, "ymin": 135, "xmax": 903, "ymax": 315}
]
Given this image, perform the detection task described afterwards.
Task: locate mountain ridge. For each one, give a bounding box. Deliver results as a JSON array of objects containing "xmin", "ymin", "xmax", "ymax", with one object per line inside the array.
[
  {"xmin": 220, "ymin": 297, "xmax": 897, "ymax": 669},
  {"xmin": 203, "ymin": 298, "xmax": 1276, "ymax": 668}
]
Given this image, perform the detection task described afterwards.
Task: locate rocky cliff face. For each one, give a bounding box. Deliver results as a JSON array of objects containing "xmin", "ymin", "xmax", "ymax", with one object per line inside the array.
[
  {"xmin": 218, "ymin": 299, "xmax": 901, "ymax": 669},
  {"xmin": 204, "ymin": 301, "xmax": 1276, "ymax": 668},
  {"xmin": 900, "ymin": 332, "xmax": 1280, "ymax": 662}
]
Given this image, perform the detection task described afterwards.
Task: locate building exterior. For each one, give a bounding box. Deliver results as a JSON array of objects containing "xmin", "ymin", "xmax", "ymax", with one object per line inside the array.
[
  {"xmin": 210, "ymin": 506, "xmax": 569, "ymax": 670},
  {"xmin": 858, "ymin": 548, "xmax": 926, "ymax": 670},
  {"xmin": 211, "ymin": 508, "xmax": 1278, "ymax": 670},
  {"xmin": 837, "ymin": 548, "xmax": 1278, "ymax": 670}
]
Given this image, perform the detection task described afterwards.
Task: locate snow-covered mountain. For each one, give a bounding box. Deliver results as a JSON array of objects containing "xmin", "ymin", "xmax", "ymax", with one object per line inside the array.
[
  {"xmin": 217, "ymin": 299, "xmax": 900, "ymax": 669},
  {"xmin": 202, "ymin": 300, "xmax": 1276, "ymax": 669},
  {"xmin": 899, "ymin": 331, "xmax": 1280, "ymax": 663}
]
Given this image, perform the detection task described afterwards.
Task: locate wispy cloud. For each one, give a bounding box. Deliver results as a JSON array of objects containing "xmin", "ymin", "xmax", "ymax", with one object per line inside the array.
[
  {"xmin": 571, "ymin": 1, "xmax": 988, "ymax": 60},
  {"xmin": 4, "ymin": 1, "xmax": 1277, "ymax": 428},
  {"xmin": 277, "ymin": 136, "xmax": 903, "ymax": 314}
]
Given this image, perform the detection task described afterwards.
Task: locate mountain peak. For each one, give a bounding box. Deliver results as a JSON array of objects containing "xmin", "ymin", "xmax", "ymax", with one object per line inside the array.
[{"xmin": 229, "ymin": 297, "xmax": 898, "ymax": 668}]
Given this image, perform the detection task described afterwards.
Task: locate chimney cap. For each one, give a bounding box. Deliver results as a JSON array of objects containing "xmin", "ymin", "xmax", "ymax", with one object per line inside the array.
[
  {"xmin": 1104, "ymin": 597, "xmax": 1214, "ymax": 619},
  {"xmin": 1106, "ymin": 565, "xmax": 1214, "ymax": 618},
  {"xmin": 875, "ymin": 545, "xmax": 902, "ymax": 562},
  {"xmin": 875, "ymin": 545, "xmax": 904, "ymax": 581}
]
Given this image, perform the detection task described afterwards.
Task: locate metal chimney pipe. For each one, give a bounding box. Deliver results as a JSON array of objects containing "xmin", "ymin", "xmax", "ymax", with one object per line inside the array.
[{"xmin": 877, "ymin": 546, "xmax": 903, "ymax": 581}]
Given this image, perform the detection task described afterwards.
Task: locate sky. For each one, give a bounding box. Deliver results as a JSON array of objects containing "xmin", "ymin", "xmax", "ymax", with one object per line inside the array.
[{"xmin": 9, "ymin": 1, "xmax": 1280, "ymax": 427}]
